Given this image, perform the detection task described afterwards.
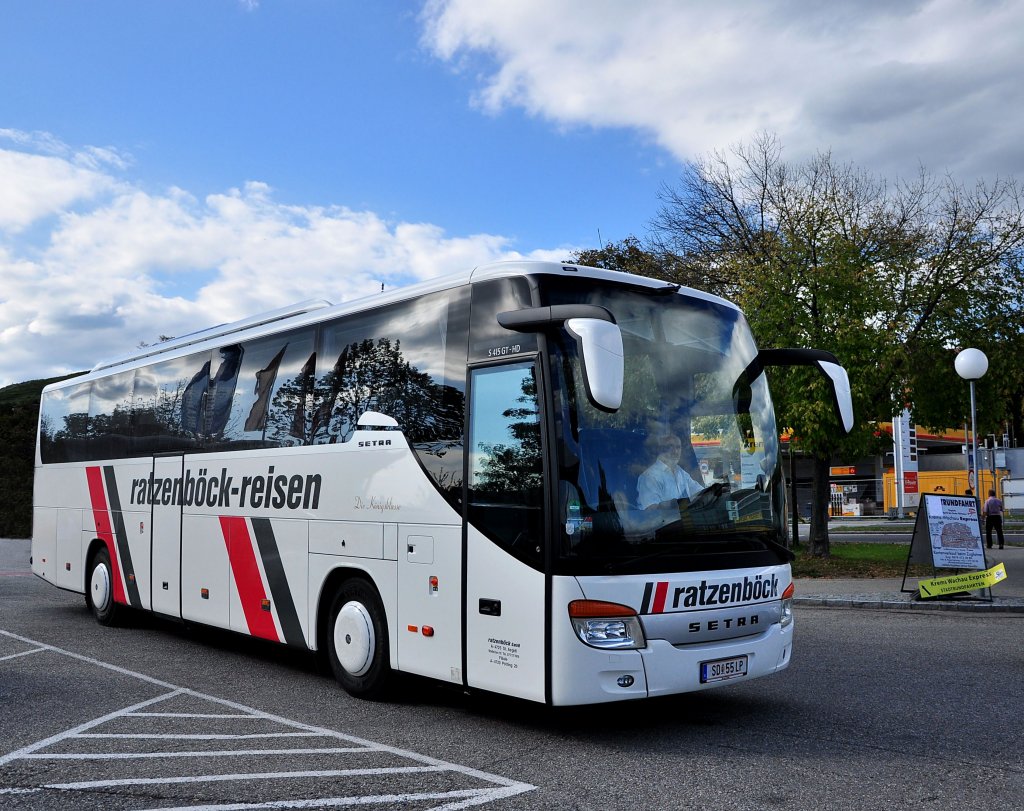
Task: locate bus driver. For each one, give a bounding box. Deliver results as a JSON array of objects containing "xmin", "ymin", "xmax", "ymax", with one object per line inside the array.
[{"xmin": 637, "ymin": 433, "xmax": 705, "ymax": 510}]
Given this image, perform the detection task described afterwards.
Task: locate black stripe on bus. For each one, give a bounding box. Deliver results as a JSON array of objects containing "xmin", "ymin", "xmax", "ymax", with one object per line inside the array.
[
  {"xmin": 250, "ymin": 518, "xmax": 307, "ymax": 649},
  {"xmin": 640, "ymin": 581, "xmax": 653, "ymax": 615},
  {"xmin": 102, "ymin": 465, "xmax": 142, "ymax": 609}
]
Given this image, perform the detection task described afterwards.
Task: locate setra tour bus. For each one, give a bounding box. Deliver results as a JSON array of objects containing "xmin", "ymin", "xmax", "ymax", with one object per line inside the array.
[{"xmin": 32, "ymin": 260, "xmax": 853, "ymax": 705}]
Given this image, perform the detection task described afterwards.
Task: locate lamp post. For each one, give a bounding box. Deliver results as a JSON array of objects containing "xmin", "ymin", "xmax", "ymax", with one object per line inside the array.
[{"xmin": 955, "ymin": 348, "xmax": 988, "ymax": 496}]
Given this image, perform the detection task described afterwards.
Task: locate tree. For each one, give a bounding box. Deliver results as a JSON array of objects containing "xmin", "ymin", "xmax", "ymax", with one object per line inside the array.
[
  {"xmin": 572, "ymin": 235, "xmax": 726, "ymax": 291},
  {"xmin": 650, "ymin": 133, "xmax": 1024, "ymax": 555},
  {"xmin": 0, "ymin": 375, "xmax": 81, "ymax": 538},
  {"xmin": 907, "ymin": 258, "xmax": 1024, "ymax": 443}
]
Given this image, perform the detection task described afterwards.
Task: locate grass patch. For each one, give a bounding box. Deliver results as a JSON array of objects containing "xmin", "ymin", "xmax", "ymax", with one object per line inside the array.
[{"xmin": 791, "ymin": 542, "xmax": 925, "ymax": 579}]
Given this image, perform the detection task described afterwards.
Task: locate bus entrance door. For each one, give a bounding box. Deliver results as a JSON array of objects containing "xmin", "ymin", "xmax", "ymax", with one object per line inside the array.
[
  {"xmin": 150, "ymin": 454, "xmax": 184, "ymax": 618},
  {"xmin": 463, "ymin": 361, "xmax": 547, "ymax": 702}
]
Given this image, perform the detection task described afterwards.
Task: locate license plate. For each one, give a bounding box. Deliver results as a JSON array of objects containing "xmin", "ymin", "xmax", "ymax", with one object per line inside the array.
[{"xmin": 700, "ymin": 655, "xmax": 748, "ymax": 683}]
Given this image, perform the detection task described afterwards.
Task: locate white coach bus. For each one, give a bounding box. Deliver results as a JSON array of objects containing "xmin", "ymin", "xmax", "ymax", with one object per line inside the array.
[{"xmin": 32, "ymin": 261, "xmax": 852, "ymax": 705}]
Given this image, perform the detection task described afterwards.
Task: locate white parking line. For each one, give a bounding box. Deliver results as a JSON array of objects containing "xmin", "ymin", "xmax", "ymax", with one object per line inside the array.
[
  {"xmin": 76, "ymin": 731, "xmax": 328, "ymax": 739},
  {"xmin": 23, "ymin": 747, "xmax": 367, "ymax": 760},
  {"xmin": 126, "ymin": 712, "xmax": 256, "ymax": 718},
  {"xmin": 0, "ymin": 647, "xmax": 45, "ymax": 662},
  {"xmin": 0, "ymin": 629, "xmax": 536, "ymax": 809},
  {"xmin": 0, "ymin": 688, "xmax": 186, "ymax": 768},
  {"xmin": 47, "ymin": 765, "xmax": 449, "ymax": 790},
  {"xmin": 155, "ymin": 788, "xmax": 512, "ymax": 811}
]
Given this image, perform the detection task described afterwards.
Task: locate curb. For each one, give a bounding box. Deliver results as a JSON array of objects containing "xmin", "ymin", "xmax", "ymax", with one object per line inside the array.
[{"xmin": 794, "ymin": 595, "xmax": 1024, "ymax": 613}]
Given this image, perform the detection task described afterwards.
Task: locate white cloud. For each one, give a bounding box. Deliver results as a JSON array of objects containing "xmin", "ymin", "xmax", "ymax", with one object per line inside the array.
[
  {"xmin": 0, "ymin": 140, "xmax": 565, "ymax": 387},
  {"xmin": 0, "ymin": 147, "xmax": 119, "ymax": 232},
  {"xmin": 421, "ymin": 0, "xmax": 1024, "ymax": 179}
]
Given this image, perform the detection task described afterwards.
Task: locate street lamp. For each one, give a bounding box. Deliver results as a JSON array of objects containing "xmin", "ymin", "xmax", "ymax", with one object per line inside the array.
[{"xmin": 955, "ymin": 348, "xmax": 988, "ymax": 496}]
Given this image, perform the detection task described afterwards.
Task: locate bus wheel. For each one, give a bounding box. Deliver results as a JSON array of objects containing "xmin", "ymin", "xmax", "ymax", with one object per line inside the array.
[
  {"xmin": 327, "ymin": 579, "xmax": 391, "ymax": 699},
  {"xmin": 87, "ymin": 547, "xmax": 120, "ymax": 626}
]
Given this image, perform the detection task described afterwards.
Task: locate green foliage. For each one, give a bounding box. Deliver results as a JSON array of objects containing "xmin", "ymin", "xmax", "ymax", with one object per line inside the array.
[
  {"xmin": 572, "ymin": 236, "xmax": 665, "ymax": 277},
  {"xmin": 0, "ymin": 374, "xmax": 81, "ymax": 538},
  {"xmin": 576, "ymin": 134, "xmax": 1024, "ymax": 554},
  {"xmin": 651, "ymin": 134, "xmax": 1024, "ymax": 452},
  {"xmin": 571, "ymin": 235, "xmax": 725, "ymax": 290}
]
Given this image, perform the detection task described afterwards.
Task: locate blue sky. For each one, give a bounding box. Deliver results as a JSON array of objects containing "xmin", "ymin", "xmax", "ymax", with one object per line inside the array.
[
  {"xmin": 2, "ymin": 1, "xmax": 669, "ymax": 249},
  {"xmin": 2, "ymin": 0, "xmax": 1022, "ymax": 386}
]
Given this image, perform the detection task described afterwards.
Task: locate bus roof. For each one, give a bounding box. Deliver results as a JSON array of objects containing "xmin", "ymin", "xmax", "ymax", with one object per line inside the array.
[{"xmin": 44, "ymin": 260, "xmax": 739, "ymax": 391}]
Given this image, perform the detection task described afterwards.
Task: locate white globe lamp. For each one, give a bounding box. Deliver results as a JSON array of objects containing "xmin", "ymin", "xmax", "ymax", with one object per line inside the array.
[
  {"xmin": 954, "ymin": 348, "xmax": 988, "ymax": 381},
  {"xmin": 955, "ymin": 348, "xmax": 988, "ymax": 494}
]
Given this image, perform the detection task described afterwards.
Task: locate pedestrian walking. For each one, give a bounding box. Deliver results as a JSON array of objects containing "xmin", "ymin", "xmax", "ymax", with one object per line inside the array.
[{"xmin": 983, "ymin": 489, "xmax": 1005, "ymax": 550}]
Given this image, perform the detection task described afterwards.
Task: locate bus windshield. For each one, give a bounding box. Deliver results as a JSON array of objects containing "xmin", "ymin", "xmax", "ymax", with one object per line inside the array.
[{"xmin": 544, "ymin": 280, "xmax": 789, "ymax": 575}]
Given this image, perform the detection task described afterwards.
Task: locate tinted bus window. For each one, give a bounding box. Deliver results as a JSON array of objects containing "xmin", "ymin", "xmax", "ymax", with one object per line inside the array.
[
  {"xmin": 89, "ymin": 371, "xmax": 134, "ymax": 460},
  {"xmin": 469, "ymin": 277, "xmax": 537, "ymax": 362},
  {"xmin": 467, "ymin": 361, "xmax": 544, "ymax": 564},
  {"xmin": 207, "ymin": 344, "xmax": 244, "ymax": 439},
  {"xmin": 39, "ymin": 380, "xmax": 91, "ymax": 463},
  {"xmin": 214, "ymin": 330, "xmax": 316, "ymax": 450},
  {"xmin": 315, "ymin": 289, "xmax": 467, "ymax": 502},
  {"xmin": 132, "ymin": 351, "xmax": 212, "ymax": 455}
]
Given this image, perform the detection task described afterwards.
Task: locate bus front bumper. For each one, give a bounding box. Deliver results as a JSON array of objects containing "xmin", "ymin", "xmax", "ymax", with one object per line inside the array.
[{"xmin": 550, "ymin": 621, "xmax": 793, "ymax": 706}]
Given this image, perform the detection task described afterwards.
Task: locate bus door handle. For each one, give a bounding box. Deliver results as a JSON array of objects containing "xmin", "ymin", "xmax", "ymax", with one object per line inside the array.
[{"xmin": 479, "ymin": 599, "xmax": 501, "ymax": 616}]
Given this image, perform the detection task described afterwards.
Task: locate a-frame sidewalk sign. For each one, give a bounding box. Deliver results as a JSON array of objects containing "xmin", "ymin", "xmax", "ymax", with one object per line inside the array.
[{"xmin": 901, "ymin": 492, "xmax": 992, "ymax": 601}]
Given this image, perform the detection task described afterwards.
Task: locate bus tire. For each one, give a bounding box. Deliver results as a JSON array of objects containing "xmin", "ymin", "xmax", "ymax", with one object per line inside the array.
[
  {"xmin": 87, "ymin": 546, "xmax": 120, "ymax": 626},
  {"xmin": 327, "ymin": 579, "xmax": 391, "ymax": 699}
]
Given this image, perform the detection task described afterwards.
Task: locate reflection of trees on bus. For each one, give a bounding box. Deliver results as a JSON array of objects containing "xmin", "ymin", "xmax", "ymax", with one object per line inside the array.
[
  {"xmin": 311, "ymin": 337, "xmax": 464, "ymax": 453},
  {"xmin": 41, "ymin": 336, "xmax": 465, "ymax": 491},
  {"xmin": 135, "ymin": 380, "xmax": 193, "ymax": 441},
  {"xmin": 475, "ymin": 372, "xmax": 542, "ymax": 494},
  {"xmin": 261, "ymin": 352, "xmax": 318, "ymax": 445}
]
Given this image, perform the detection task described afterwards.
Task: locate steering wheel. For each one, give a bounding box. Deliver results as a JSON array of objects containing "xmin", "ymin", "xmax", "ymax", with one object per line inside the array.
[{"xmin": 688, "ymin": 482, "xmax": 725, "ymax": 510}]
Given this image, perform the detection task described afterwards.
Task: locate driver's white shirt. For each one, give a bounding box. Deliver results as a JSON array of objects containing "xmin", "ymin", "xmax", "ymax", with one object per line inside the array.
[{"xmin": 637, "ymin": 459, "xmax": 704, "ymax": 508}]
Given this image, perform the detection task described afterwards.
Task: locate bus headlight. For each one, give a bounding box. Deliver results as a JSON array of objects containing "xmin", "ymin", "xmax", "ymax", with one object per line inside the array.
[
  {"xmin": 568, "ymin": 600, "xmax": 646, "ymax": 650},
  {"xmin": 780, "ymin": 582, "xmax": 795, "ymax": 628}
]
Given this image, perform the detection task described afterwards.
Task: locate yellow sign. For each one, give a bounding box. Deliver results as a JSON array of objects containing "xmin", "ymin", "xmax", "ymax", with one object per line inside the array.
[{"xmin": 918, "ymin": 563, "xmax": 1008, "ymax": 598}]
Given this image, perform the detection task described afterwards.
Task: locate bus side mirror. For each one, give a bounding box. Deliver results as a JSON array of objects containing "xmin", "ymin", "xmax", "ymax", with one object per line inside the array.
[
  {"xmin": 814, "ymin": 360, "xmax": 854, "ymax": 434},
  {"xmin": 566, "ymin": 318, "xmax": 624, "ymax": 413},
  {"xmin": 497, "ymin": 304, "xmax": 624, "ymax": 413},
  {"xmin": 755, "ymin": 348, "xmax": 854, "ymax": 435}
]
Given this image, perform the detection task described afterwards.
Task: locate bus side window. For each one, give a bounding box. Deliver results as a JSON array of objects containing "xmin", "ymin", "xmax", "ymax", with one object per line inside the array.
[
  {"xmin": 467, "ymin": 362, "xmax": 544, "ymax": 564},
  {"xmin": 215, "ymin": 330, "xmax": 317, "ymax": 450},
  {"xmin": 39, "ymin": 380, "xmax": 92, "ymax": 463},
  {"xmin": 89, "ymin": 371, "xmax": 134, "ymax": 460},
  {"xmin": 469, "ymin": 277, "xmax": 537, "ymax": 362},
  {"xmin": 313, "ymin": 290, "xmax": 469, "ymax": 511}
]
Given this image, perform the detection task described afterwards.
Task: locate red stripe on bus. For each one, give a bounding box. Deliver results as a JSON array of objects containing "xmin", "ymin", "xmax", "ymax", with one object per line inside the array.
[
  {"xmin": 652, "ymin": 581, "xmax": 668, "ymax": 614},
  {"xmin": 85, "ymin": 466, "xmax": 127, "ymax": 605},
  {"xmin": 219, "ymin": 516, "xmax": 280, "ymax": 642}
]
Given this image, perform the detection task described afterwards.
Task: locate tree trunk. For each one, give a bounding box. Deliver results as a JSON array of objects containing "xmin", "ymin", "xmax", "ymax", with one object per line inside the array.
[
  {"xmin": 809, "ymin": 455, "xmax": 831, "ymax": 557},
  {"xmin": 1010, "ymin": 385, "xmax": 1024, "ymax": 449}
]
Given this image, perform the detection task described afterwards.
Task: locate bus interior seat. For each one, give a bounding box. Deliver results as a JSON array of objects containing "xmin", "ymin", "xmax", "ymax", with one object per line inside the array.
[{"xmin": 576, "ymin": 429, "xmax": 650, "ymax": 511}]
